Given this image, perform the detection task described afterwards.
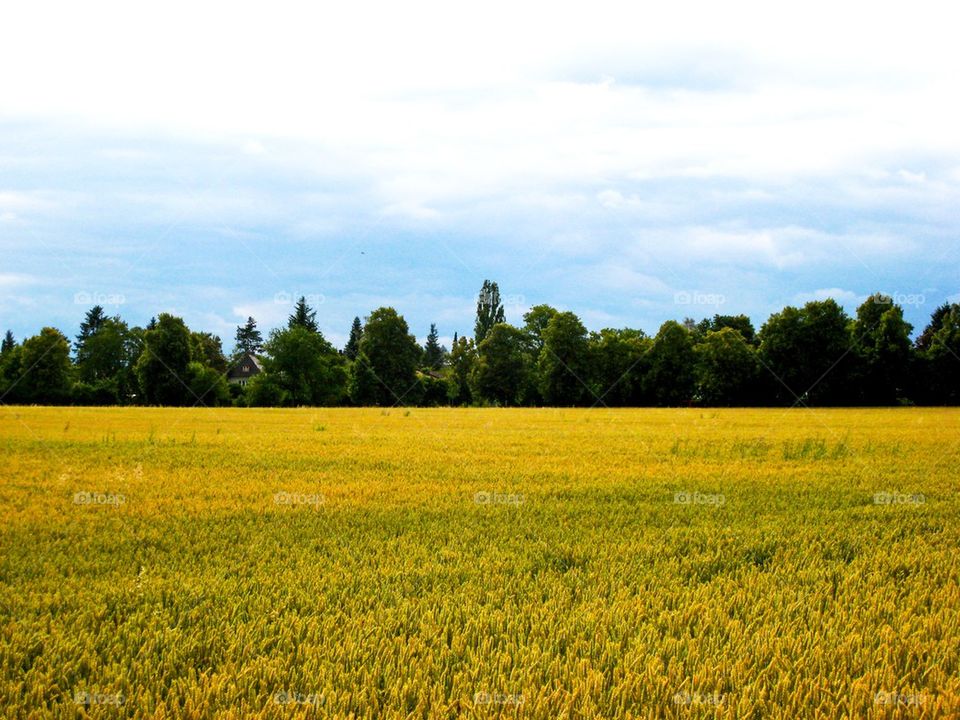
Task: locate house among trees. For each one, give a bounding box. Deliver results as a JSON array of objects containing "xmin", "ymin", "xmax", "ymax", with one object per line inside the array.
[
  {"xmin": 227, "ymin": 353, "xmax": 263, "ymax": 386},
  {"xmin": 4, "ymin": 283, "xmax": 959, "ymax": 407}
]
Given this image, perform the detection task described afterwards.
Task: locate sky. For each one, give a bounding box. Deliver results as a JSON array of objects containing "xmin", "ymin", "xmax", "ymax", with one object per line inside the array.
[{"xmin": 2, "ymin": 0, "xmax": 960, "ymax": 351}]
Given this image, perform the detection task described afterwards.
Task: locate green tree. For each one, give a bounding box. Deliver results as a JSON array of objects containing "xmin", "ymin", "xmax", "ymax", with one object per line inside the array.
[
  {"xmin": 522, "ymin": 304, "xmax": 559, "ymax": 351},
  {"xmin": 418, "ymin": 372, "xmax": 450, "ymax": 407},
  {"xmin": 447, "ymin": 336, "xmax": 477, "ymax": 405},
  {"xmin": 687, "ymin": 317, "xmax": 711, "ymax": 344},
  {"xmin": 758, "ymin": 299, "xmax": 854, "ymax": 406},
  {"xmin": 288, "ymin": 296, "xmax": 319, "ymax": 333},
  {"xmin": 588, "ymin": 328, "xmax": 649, "ymax": 406},
  {"xmin": 474, "ymin": 280, "xmax": 505, "ymax": 344},
  {"xmin": 470, "ymin": 323, "xmax": 533, "ymax": 406},
  {"xmin": 344, "ymin": 317, "xmax": 363, "ymax": 360},
  {"xmin": 74, "ymin": 316, "xmax": 140, "ymax": 404},
  {"xmin": 186, "ymin": 361, "xmax": 232, "ymax": 406},
  {"xmin": 0, "ymin": 344, "xmax": 22, "ymax": 401},
  {"xmin": 695, "ymin": 328, "xmax": 761, "ymax": 406},
  {"xmin": 135, "ymin": 313, "xmax": 194, "ymax": 406},
  {"xmin": 261, "ymin": 325, "xmax": 347, "ymax": 406},
  {"xmin": 851, "ymin": 294, "xmax": 913, "ymax": 405},
  {"xmin": 538, "ymin": 311, "xmax": 591, "ymax": 406},
  {"xmin": 191, "ymin": 332, "xmax": 228, "ymax": 373},
  {"xmin": 707, "ymin": 314, "xmax": 756, "ymax": 344},
  {"xmin": 349, "ymin": 307, "xmax": 421, "ymax": 406},
  {"xmin": 1, "ymin": 330, "xmax": 14, "ymax": 355},
  {"xmin": 915, "ymin": 303, "xmax": 953, "ymax": 352},
  {"xmin": 74, "ymin": 305, "xmax": 107, "ymax": 357},
  {"xmin": 245, "ymin": 372, "xmax": 288, "ymax": 407},
  {"xmin": 234, "ymin": 316, "xmax": 263, "ymax": 357},
  {"xmin": 644, "ymin": 321, "xmax": 696, "ymax": 406},
  {"xmin": 423, "ymin": 323, "xmax": 444, "ymax": 369},
  {"xmin": 17, "ymin": 328, "xmax": 73, "ymax": 404},
  {"xmin": 920, "ymin": 304, "xmax": 960, "ymax": 404}
]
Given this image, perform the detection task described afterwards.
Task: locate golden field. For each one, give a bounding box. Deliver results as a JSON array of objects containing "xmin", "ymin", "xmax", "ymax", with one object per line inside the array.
[{"xmin": 0, "ymin": 407, "xmax": 958, "ymax": 719}]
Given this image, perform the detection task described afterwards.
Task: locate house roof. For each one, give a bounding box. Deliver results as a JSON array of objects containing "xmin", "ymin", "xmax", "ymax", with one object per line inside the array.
[{"xmin": 227, "ymin": 353, "xmax": 264, "ymax": 380}]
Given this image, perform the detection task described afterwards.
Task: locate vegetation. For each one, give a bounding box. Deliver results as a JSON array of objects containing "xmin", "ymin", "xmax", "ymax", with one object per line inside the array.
[
  {"xmin": 1, "ymin": 282, "xmax": 959, "ymax": 407},
  {"xmin": 233, "ymin": 316, "xmax": 263, "ymax": 359},
  {"xmin": 474, "ymin": 279, "xmax": 505, "ymax": 344},
  {"xmin": 0, "ymin": 406, "xmax": 957, "ymax": 718}
]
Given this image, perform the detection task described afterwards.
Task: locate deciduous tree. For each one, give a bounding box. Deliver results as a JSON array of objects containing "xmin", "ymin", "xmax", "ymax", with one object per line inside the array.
[
  {"xmin": 349, "ymin": 307, "xmax": 421, "ymax": 406},
  {"xmin": 474, "ymin": 280, "xmax": 505, "ymax": 343},
  {"xmin": 135, "ymin": 313, "xmax": 194, "ymax": 406}
]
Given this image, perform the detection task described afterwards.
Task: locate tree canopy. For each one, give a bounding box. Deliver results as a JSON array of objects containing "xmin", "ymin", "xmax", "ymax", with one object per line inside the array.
[
  {"xmin": 4, "ymin": 288, "xmax": 960, "ymax": 407},
  {"xmin": 474, "ymin": 280, "xmax": 505, "ymax": 344},
  {"xmin": 349, "ymin": 307, "xmax": 421, "ymax": 406}
]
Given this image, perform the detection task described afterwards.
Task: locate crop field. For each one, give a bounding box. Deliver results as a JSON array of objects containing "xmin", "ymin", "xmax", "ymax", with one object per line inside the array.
[{"xmin": 0, "ymin": 407, "xmax": 958, "ymax": 719}]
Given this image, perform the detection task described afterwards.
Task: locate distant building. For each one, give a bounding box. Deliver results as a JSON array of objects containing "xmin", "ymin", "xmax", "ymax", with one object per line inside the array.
[{"xmin": 227, "ymin": 353, "xmax": 263, "ymax": 386}]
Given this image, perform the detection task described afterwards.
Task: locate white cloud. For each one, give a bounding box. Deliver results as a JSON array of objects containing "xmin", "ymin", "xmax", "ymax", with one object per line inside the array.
[
  {"xmin": 579, "ymin": 308, "xmax": 624, "ymax": 328},
  {"xmin": 619, "ymin": 225, "xmax": 911, "ymax": 274},
  {"xmin": 898, "ymin": 169, "xmax": 927, "ymax": 184},
  {"xmin": 381, "ymin": 203, "xmax": 441, "ymax": 220},
  {"xmin": 241, "ymin": 140, "xmax": 267, "ymax": 157},
  {"xmin": 681, "ymin": 227, "xmax": 811, "ymax": 269},
  {"xmin": 582, "ymin": 263, "xmax": 672, "ymax": 295},
  {"xmin": 3, "ymin": 0, "xmax": 960, "ymax": 341},
  {"xmin": 231, "ymin": 300, "xmax": 291, "ymax": 329},
  {"xmin": 597, "ymin": 190, "xmax": 626, "ymax": 208},
  {"xmin": 0, "ymin": 272, "xmax": 39, "ymax": 289},
  {"xmin": 792, "ymin": 288, "xmax": 861, "ymax": 306},
  {"xmin": 2, "ymin": 0, "xmax": 959, "ymax": 212},
  {"xmin": 0, "ymin": 192, "xmax": 50, "ymax": 211}
]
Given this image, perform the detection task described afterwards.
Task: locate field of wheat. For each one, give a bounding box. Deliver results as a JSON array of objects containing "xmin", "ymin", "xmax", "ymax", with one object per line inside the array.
[{"xmin": 0, "ymin": 406, "xmax": 958, "ymax": 718}]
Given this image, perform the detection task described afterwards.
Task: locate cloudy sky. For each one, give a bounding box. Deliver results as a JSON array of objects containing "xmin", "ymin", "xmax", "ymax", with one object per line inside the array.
[{"xmin": 2, "ymin": 0, "xmax": 959, "ymax": 349}]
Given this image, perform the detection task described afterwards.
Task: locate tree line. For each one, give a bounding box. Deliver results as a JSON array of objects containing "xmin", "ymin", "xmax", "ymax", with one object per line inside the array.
[{"xmin": 1, "ymin": 280, "xmax": 959, "ymax": 407}]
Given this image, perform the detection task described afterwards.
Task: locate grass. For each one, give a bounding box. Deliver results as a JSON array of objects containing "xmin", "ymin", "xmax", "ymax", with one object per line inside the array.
[{"xmin": 0, "ymin": 407, "xmax": 958, "ymax": 718}]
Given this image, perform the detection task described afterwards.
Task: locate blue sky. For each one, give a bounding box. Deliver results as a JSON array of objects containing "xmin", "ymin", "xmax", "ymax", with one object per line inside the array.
[{"xmin": 2, "ymin": 0, "xmax": 959, "ymax": 351}]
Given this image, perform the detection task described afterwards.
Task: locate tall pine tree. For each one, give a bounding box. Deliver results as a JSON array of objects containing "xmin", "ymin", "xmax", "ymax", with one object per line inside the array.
[
  {"xmin": 423, "ymin": 323, "xmax": 444, "ymax": 369},
  {"xmin": 1, "ymin": 330, "xmax": 14, "ymax": 354},
  {"xmin": 75, "ymin": 305, "xmax": 107, "ymax": 356},
  {"xmin": 344, "ymin": 317, "xmax": 363, "ymax": 360},
  {"xmin": 288, "ymin": 296, "xmax": 319, "ymax": 333},
  {"xmin": 234, "ymin": 316, "xmax": 263, "ymax": 356}
]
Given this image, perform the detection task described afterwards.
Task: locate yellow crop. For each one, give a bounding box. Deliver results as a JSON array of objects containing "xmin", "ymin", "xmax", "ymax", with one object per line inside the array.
[{"xmin": 1, "ymin": 407, "xmax": 958, "ymax": 718}]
